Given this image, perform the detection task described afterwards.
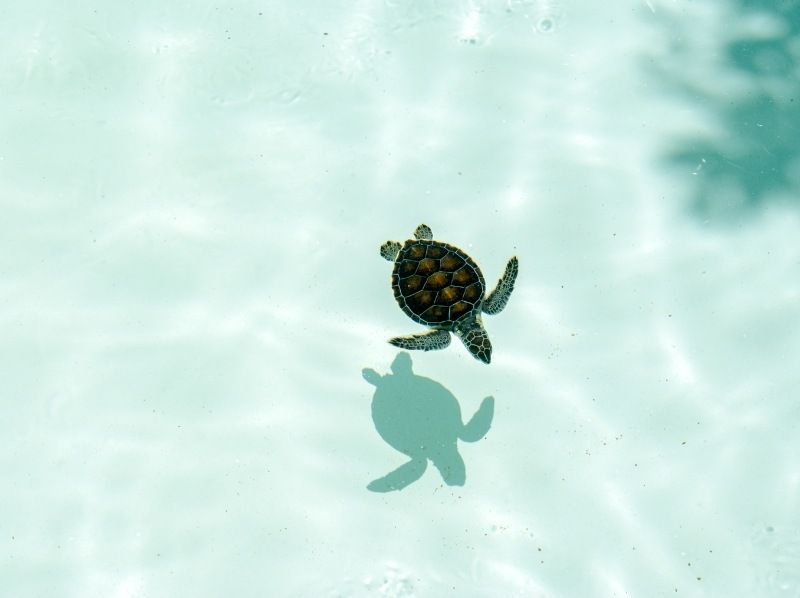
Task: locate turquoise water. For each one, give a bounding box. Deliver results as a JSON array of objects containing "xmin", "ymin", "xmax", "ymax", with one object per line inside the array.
[{"xmin": 2, "ymin": 1, "xmax": 800, "ymax": 596}]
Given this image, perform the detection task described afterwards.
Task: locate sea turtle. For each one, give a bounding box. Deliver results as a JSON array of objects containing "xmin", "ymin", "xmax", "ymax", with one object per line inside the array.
[
  {"xmin": 362, "ymin": 351, "xmax": 494, "ymax": 492},
  {"xmin": 380, "ymin": 223, "xmax": 518, "ymax": 364}
]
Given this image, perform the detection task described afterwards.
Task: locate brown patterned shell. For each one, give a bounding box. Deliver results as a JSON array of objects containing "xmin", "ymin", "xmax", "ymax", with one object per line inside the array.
[{"xmin": 391, "ymin": 239, "xmax": 485, "ymax": 327}]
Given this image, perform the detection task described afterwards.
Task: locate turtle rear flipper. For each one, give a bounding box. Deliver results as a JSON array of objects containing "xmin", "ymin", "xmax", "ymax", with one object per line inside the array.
[
  {"xmin": 483, "ymin": 256, "xmax": 518, "ymax": 315},
  {"xmin": 368, "ymin": 457, "xmax": 427, "ymax": 492},
  {"xmin": 414, "ymin": 223, "xmax": 433, "ymax": 240},
  {"xmin": 380, "ymin": 241, "xmax": 402, "ymax": 261},
  {"xmin": 389, "ymin": 329, "xmax": 451, "ymax": 352},
  {"xmin": 460, "ymin": 396, "xmax": 494, "ymax": 442}
]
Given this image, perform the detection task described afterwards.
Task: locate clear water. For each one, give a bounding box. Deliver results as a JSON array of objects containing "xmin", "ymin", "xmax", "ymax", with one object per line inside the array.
[{"xmin": 2, "ymin": 1, "xmax": 799, "ymax": 596}]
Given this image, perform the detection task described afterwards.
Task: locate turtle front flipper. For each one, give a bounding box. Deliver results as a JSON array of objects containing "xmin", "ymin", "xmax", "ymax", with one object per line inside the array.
[
  {"xmin": 460, "ymin": 396, "xmax": 494, "ymax": 442},
  {"xmin": 367, "ymin": 457, "xmax": 427, "ymax": 492},
  {"xmin": 414, "ymin": 223, "xmax": 433, "ymax": 240},
  {"xmin": 483, "ymin": 256, "xmax": 519, "ymax": 315},
  {"xmin": 388, "ymin": 329, "xmax": 451, "ymax": 352}
]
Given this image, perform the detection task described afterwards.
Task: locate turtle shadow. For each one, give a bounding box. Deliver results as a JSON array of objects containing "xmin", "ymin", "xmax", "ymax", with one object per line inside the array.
[{"xmin": 362, "ymin": 352, "xmax": 494, "ymax": 493}]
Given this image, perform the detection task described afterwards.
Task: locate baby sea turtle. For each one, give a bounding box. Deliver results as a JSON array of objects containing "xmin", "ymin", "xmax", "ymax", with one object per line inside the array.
[
  {"xmin": 362, "ymin": 352, "xmax": 494, "ymax": 492},
  {"xmin": 380, "ymin": 223, "xmax": 518, "ymax": 364}
]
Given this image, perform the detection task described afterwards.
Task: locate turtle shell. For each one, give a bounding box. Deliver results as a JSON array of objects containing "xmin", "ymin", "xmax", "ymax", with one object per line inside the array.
[{"xmin": 391, "ymin": 239, "xmax": 485, "ymax": 327}]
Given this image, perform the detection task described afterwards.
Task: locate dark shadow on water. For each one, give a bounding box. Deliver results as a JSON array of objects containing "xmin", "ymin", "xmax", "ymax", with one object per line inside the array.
[
  {"xmin": 659, "ymin": 0, "xmax": 800, "ymax": 222},
  {"xmin": 362, "ymin": 352, "xmax": 494, "ymax": 492}
]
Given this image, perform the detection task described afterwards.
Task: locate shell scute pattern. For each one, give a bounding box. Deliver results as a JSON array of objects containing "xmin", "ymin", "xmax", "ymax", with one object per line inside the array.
[
  {"xmin": 452, "ymin": 266, "xmax": 477, "ymax": 286},
  {"xmin": 416, "ymin": 258, "xmax": 438, "ymax": 277},
  {"xmin": 398, "ymin": 260, "xmax": 418, "ymax": 276},
  {"xmin": 424, "ymin": 271, "xmax": 449, "ymax": 291},
  {"xmin": 399, "ymin": 275, "xmax": 424, "ymax": 295},
  {"xmin": 439, "ymin": 253, "xmax": 463, "ymax": 271},
  {"xmin": 392, "ymin": 240, "xmax": 486, "ymax": 327},
  {"xmin": 450, "ymin": 301, "xmax": 472, "ymax": 320},
  {"xmin": 406, "ymin": 242, "xmax": 425, "ymax": 260},
  {"xmin": 406, "ymin": 290, "xmax": 435, "ymax": 313},
  {"xmin": 425, "ymin": 245, "xmax": 446, "ymax": 259},
  {"xmin": 439, "ymin": 286, "xmax": 463, "ymax": 304},
  {"xmin": 463, "ymin": 282, "xmax": 483, "ymax": 302},
  {"xmin": 421, "ymin": 304, "xmax": 449, "ymax": 322}
]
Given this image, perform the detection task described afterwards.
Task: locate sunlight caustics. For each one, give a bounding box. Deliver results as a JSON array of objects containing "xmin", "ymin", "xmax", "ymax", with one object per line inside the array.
[{"xmin": 2, "ymin": 0, "xmax": 799, "ymax": 596}]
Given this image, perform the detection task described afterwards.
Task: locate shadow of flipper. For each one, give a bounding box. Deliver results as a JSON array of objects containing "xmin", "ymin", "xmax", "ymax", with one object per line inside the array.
[
  {"xmin": 432, "ymin": 448, "xmax": 466, "ymax": 486},
  {"xmin": 460, "ymin": 396, "xmax": 494, "ymax": 442},
  {"xmin": 367, "ymin": 458, "xmax": 427, "ymax": 493}
]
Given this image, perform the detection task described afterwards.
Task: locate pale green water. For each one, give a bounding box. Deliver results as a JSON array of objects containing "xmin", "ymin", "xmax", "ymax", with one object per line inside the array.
[{"xmin": 2, "ymin": 1, "xmax": 800, "ymax": 596}]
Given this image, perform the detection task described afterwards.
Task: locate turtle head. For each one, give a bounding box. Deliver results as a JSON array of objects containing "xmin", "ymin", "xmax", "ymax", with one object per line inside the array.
[
  {"xmin": 454, "ymin": 315, "xmax": 492, "ymax": 364},
  {"xmin": 380, "ymin": 241, "xmax": 402, "ymax": 262}
]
